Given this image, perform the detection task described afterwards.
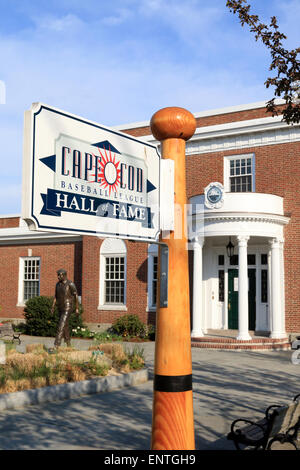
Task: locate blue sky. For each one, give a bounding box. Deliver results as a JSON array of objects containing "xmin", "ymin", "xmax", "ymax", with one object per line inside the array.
[{"xmin": 0, "ymin": 0, "xmax": 299, "ymax": 214}]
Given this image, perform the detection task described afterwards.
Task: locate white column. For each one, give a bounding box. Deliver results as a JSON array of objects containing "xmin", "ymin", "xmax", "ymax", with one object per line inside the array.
[
  {"xmin": 191, "ymin": 237, "xmax": 204, "ymax": 338},
  {"xmin": 269, "ymin": 238, "xmax": 286, "ymax": 339},
  {"xmin": 236, "ymin": 235, "xmax": 252, "ymax": 340},
  {"xmin": 280, "ymin": 239, "xmax": 286, "ymax": 338}
]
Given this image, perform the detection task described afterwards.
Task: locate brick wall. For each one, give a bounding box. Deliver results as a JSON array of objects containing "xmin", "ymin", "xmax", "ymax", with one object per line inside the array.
[
  {"xmin": 184, "ymin": 141, "xmax": 300, "ymax": 332},
  {"xmin": 0, "ymin": 217, "xmax": 20, "ymax": 228},
  {"xmin": 122, "ymin": 104, "xmax": 300, "ymax": 333},
  {"xmin": 1, "ymin": 102, "xmax": 299, "ymax": 332},
  {"xmin": 121, "ymin": 105, "xmax": 285, "ymax": 138},
  {"xmin": 0, "ymin": 234, "xmax": 150, "ymax": 326},
  {"xmin": 81, "ymin": 236, "xmax": 100, "ymax": 323},
  {"xmin": 81, "ymin": 236, "xmax": 150, "ymax": 325},
  {"xmin": 0, "ymin": 241, "xmax": 82, "ymax": 320}
]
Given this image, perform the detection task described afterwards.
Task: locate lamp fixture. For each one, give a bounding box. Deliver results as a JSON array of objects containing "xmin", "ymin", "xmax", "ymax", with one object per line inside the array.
[{"xmin": 226, "ymin": 237, "xmax": 235, "ymax": 259}]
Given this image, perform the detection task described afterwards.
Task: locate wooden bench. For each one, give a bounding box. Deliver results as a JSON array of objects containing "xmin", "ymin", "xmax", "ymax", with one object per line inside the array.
[
  {"xmin": 227, "ymin": 393, "xmax": 300, "ymax": 450},
  {"xmin": 0, "ymin": 323, "xmax": 21, "ymax": 345}
]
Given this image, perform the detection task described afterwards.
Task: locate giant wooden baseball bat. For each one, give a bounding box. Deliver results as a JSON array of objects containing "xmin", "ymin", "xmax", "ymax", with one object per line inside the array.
[{"xmin": 150, "ymin": 107, "xmax": 196, "ymax": 450}]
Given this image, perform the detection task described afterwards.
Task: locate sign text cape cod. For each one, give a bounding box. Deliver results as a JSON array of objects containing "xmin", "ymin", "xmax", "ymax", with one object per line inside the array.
[{"xmin": 22, "ymin": 103, "xmax": 160, "ymax": 241}]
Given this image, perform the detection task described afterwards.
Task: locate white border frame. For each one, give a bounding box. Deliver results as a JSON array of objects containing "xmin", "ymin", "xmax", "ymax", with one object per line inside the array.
[
  {"xmin": 98, "ymin": 238, "xmax": 127, "ymax": 311},
  {"xmin": 223, "ymin": 153, "xmax": 255, "ymax": 193}
]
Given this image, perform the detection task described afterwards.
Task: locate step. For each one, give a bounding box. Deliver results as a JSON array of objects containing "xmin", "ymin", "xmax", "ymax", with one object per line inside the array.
[
  {"xmin": 191, "ymin": 340, "xmax": 291, "ymax": 351},
  {"xmin": 191, "ymin": 336, "xmax": 289, "ymax": 344}
]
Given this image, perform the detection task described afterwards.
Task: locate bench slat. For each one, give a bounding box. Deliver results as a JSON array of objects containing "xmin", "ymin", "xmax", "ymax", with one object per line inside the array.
[
  {"xmin": 269, "ymin": 403, "xmax": 300, "ymax": 436},
  {"xmin": 228, "ymin": 396, "xmax": 300, "ymax": 450}
]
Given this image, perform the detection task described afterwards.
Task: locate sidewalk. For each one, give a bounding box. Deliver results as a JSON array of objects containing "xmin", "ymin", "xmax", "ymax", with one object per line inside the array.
[
  {"xmin": 0, "ymin": 335, "xmax": 298, "ymax": 450},
  {"xmin": 14, "ymin": 334, "xmax": 99, "ymax": 352}
]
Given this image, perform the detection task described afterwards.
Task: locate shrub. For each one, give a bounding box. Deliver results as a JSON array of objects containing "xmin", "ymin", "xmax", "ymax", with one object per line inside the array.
[
  {"xmin": 111, "ymin": 314, "xmax": 147, "ymax": 338},
  {"xmin": 124, "ymin": 345, "xmax": 145, "ymax": 370},
  {"xmin": 23, "ymin": 296, "xmax": 84, "ymax": 337},
  {"xmin": 71, "ymin": 326, "xmax": 95, "ymax": 339},
  {"xmin": 146, "ymin": 324, "xmax": 156, "ymax": 341},
  {"xmin": 92, "ymin": 330, "xmax": 120, "ymax": 342}
]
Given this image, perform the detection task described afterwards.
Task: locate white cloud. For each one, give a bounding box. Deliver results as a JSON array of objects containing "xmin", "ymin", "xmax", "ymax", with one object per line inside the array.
[
  {"xmin": 35, "ymin": 13, "xmax": 85, "ymax": 32},
  {"xmin": 102, "ymin": 8, "xmax": 133, "ymax": 26},
  {"xmin": 0, "ymin": 0, "xmax": 289, "ymax": 214},
  {"xmin": 139, "ymin": 0, "xmax": 224, "ymax": 50},
  {"xmin": 0, "ymin": 80, "xmax": 5, "ymax": 104}
]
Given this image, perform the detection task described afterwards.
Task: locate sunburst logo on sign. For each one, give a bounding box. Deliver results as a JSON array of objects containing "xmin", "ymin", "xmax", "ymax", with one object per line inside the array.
[{"xmin": 92, "ymin": 146, "xmax": 121, "ymax": 195}]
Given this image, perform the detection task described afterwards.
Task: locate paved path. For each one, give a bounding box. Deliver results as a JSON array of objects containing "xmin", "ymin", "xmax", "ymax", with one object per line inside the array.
[{"xmin": 0, "ymin": 336, "xmax": 299, "ymax": 450}]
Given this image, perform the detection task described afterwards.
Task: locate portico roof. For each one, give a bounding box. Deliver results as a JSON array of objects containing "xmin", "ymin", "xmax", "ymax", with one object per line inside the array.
[{"xmin": 188, "ymin": 193, "xmax": 290, "ymax": 240}]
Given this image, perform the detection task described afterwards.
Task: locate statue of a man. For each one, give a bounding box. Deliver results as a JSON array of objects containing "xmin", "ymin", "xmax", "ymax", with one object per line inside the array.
[{"xmin": 51, "ymin": 269, "xmax": 79, "ymax": 348}]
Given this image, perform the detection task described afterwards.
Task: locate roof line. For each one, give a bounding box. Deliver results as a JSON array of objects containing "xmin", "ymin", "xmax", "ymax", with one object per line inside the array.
[
  {"xmin": 0, "ymin": 214, "xmax": 20, "ymax": 219},
  {"xmin": 113, "ymin": 99, "xmax": 285, "ymax": 131}
]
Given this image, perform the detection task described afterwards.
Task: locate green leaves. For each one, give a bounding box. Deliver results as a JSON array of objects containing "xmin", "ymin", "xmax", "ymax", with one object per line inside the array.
[
  {"xmin": 111, "ymin": 314, "xmax": 147, "ymax": 338},
  {"xmin": 23, "ymin": 296, "xmax": 84, "ymax": 337}
]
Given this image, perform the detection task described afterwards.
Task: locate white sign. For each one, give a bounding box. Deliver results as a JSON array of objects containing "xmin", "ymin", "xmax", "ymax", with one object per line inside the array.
[
  {"xmin": 22, "ymin": 103, "xmax": 160, "ymax": 241},
  {"xmin": 204, "ymin": 182, "xmax": 224, "ymax": 209},
  {"xmin": 159, "ymin": 159, "xmax": 174, "ymax": 231}
]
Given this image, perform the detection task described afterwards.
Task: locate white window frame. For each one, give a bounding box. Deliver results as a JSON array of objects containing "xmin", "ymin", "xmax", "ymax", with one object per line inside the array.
[
  {"xmin": 98, "ymin": 238, "xmax": 127, "ymax": 311},
  {"xmin": 147, "ymin": 244, "xmax": 158, "ymax": 311},
  {"xmin": 17, "ymin": 256, "xmax": 41, "ymax": 306},
  {"xmin": 223, "ymin": 153, "xmax": 255, "ymax": 193}
]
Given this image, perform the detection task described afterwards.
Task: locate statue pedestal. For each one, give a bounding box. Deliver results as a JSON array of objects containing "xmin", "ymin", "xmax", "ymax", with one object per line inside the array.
[{"xmin": 0, "ymin": 341, "xmax": 6, "ymax": 364}]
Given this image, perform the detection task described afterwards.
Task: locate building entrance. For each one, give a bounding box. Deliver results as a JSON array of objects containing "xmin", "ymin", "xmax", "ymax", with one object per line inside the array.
[{"xmin": 228, "ymin": 268, "xmax": 256, "ymax": 330}]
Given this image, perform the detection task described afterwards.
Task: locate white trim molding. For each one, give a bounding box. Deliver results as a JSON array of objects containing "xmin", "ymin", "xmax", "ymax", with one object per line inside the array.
[
  {"xmin": 117, "ymin": 102, "xmax": 300, "ymax": 155},
  {"xmin": 113, "ymin": 99, "xmax": 286, "ymax": 132},
  {"xmin": 189, "ymin": 193, "xmax": 290, "ymax": 242},
  {"xmin": 17, "ymin": 256, "xmax": 41, "ymax": 307},
  {"xmin": 186, "ymin": 116, "xmax": 300, "ymax": 155},
  {"xmin": 0, "ymin": 226, "xmax": 81, "ymax": 245},
  {"xmin": 98, "ymin": 238, "xmax": 127, "ymax": 311},
  {"xmin": 223, "ymin": 153, "xmax": 255, "ymax": 193}
]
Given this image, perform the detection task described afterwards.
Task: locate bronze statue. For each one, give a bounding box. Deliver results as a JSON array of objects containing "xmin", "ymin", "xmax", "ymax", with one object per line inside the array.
[{"xmin": 51, "ymin": 269, "xmax": 79, "ymax": 348}]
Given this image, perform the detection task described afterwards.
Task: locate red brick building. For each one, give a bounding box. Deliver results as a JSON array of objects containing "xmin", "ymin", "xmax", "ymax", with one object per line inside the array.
[{"xmin": 1, "ymin": 100, "xmax": 300, "ymax": 338}]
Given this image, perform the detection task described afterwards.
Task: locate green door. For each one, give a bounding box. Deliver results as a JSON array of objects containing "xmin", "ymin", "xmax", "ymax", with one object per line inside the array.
[
  {"xmin": 228, "ymin": 269, "xmax": 238, "ymax": 329},
  {"xmin": 248, "ymin": 268, "xmax": 256, "ymax": 331},
  {"xmin": 228, "ymin": 268, "xmax": 256, "ymax": 330}
]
